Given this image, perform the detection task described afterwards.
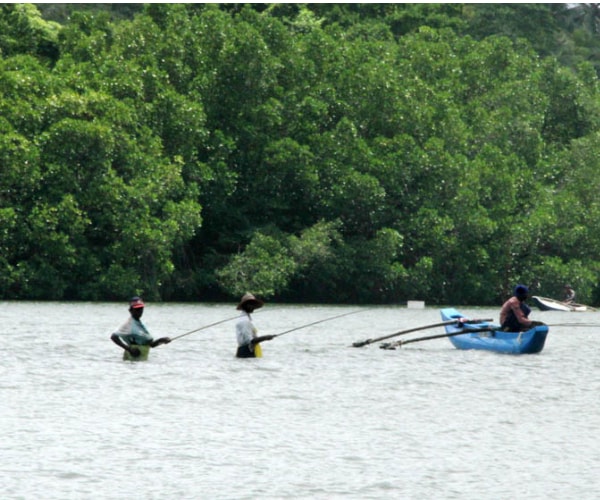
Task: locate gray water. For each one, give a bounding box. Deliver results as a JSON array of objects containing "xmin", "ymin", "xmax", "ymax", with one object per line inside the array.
[{"xmin": 1, "ymin": 302, "xmax": 598, "ymax": 500}]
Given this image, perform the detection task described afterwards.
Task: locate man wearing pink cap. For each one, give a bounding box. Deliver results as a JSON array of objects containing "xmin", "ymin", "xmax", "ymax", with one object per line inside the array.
[{"xmin": 110, "ymin": 296, "xmax": 171, "ymax": 360}]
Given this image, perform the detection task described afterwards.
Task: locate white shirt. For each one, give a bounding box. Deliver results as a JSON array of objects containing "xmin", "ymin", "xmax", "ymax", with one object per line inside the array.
[{"xmin": 236, "ymin": 312, "xmax": 257, "ymax": 346}]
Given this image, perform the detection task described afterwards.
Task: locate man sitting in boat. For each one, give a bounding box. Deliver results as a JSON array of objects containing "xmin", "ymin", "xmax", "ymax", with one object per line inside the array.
[
  {"xmin": 500, "ymin": 284, "xmax": 534, "ymax": 332},
  {"xmin": 110, "ymin": 296, "xmax": 171, "ymax": 360},
  {"xmin": 563, "ymin": 284, "xmax": 576, "ymax": 304}
]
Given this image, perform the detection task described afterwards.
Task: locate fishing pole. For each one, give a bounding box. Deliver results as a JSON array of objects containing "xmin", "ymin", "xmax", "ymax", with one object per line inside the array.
[
  {"xmin": 545, "ymin": 323, "xmax": 600, "ymax": 328},
  {"xmin": 272, "ymin": 308, "xmax": 369, "ymax": 338},
  {"xmin": 351, "ymin": 318, "xmax": 492, "ymax": 348},
  {"xmin": 380, "ymin": 328, "xmax": 496, "ymax": 350},
  {"xmin": 170, "ymin": 315, "xmax": 240, "ymax": 341},
  {"xmin": 171, "ymin": 305, "xmax": 347, "ymax": 342},
  {"xmin": 169, "ymin": 300, "xmax": 284, "ymax": 342}
]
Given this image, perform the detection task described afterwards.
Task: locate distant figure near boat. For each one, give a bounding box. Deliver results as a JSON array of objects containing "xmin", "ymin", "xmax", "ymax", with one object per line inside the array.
[
  {"xmin": 532, "ymin": 283, "xmax": 596, "ymax": 312},
  {"xmin": 563, "ymin": 284, "xmax": 576, "ymax": 304}
]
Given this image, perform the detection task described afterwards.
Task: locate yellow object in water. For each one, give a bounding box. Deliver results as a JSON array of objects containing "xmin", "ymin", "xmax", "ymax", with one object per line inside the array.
[
  {"xmin": 254, "ymin": 343, "xmax": 262, "ymax": 358},
  {"xmin": 122, "ymin": 344, "xmax": 150, "ymax": 361}
]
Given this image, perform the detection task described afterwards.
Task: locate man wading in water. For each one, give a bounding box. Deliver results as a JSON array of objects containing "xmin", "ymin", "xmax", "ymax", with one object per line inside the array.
[
  {"xmin": 235, "ymin": 293, "xmax": 273, "ymax": 358},
  {"xmin": 110, "ymin": 297, "xmax": 171, "ymax": 360}
]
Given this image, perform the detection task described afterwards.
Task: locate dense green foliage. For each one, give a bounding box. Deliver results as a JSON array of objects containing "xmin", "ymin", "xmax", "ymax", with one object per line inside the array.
[{"xmin": 2, "ymin": 3, "xmax": 600, "ymax": 305}]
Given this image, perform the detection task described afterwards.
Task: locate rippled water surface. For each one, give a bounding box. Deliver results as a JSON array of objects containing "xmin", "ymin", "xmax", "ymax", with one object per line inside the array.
[{"xmin": 1, "ymin": 301, "xmax": 599, "ymax": 499}]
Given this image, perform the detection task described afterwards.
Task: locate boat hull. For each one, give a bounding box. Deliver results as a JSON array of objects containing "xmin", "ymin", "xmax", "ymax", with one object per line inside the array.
[
  {"xmin": 532, "ymin": 296, "xmax": 587, "ymax": 312},
  {"xmin": 440, "ymin": 308, "xmax": 548, "ymax": 354}
]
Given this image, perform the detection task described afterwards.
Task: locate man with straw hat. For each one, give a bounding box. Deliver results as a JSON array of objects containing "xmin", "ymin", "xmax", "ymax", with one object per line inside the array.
[{"xmin": 235, "ymin": 293, "xmax": 273, "ymax": 358}]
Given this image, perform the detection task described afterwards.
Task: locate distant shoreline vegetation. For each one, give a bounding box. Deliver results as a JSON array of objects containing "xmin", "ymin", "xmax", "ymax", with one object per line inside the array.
[{"xmin": 2, "ymin": 4, "xmax": 600, "ymax": 306}]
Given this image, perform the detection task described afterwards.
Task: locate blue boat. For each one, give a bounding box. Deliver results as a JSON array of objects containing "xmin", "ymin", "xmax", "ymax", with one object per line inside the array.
[{"xmin": 440, "ymin": 308, "xmax": 549, "ymax": 354}]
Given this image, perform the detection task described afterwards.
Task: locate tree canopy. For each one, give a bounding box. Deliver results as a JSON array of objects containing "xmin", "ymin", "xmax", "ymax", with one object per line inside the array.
[{"xmin": 2, "ymin": 3, "xmax": 600, "ymax": 305}]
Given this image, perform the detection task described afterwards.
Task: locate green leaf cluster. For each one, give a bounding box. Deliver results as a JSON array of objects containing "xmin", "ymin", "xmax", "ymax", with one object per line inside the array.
[{"xmin": 2, "ymin": 4, "xmax": 600, "ymax": 305}]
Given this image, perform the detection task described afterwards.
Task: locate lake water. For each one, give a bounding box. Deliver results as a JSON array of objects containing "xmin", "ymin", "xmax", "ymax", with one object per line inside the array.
[{"xmin": 1, "ymin": 301, "xmax": 599, "ymax": 500}]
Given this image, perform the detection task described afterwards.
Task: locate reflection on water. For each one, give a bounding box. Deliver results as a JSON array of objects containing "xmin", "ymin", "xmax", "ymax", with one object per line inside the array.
[{"xmin": 1, "ymin": 302, "xmax": 599, "ymax": 499}]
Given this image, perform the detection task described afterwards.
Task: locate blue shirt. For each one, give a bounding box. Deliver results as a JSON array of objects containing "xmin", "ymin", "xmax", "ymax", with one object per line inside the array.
[{"xmin": 113, "ymin": 317, "xmax": 153, "ymax": 346}]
